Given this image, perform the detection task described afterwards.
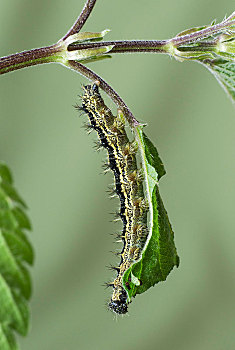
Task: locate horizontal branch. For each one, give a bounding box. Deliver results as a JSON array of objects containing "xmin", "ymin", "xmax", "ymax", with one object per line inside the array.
[
  {"xmin": 1, "ymin": 10, "xmax": 234, "ymax": 75},
  {"xmin": 172, "ymin": 16, "xmax": 235, "ymax": 46},
  {"xmin": 0, "ymin": 45, "xmax": 62, "ymax": 75},
  {"xmin": 68, "ymin": 40, "xmax": 169, "ymax": 53},
  {"xmin": 0, "ymin": 40, "xmax": 170, "ymax": 76}
]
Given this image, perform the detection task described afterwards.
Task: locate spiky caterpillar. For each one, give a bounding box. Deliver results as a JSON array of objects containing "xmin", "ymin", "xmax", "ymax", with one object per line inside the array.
[{"xmin": 79, "ymin": 83, "xmax": 148, "ymax": 314}]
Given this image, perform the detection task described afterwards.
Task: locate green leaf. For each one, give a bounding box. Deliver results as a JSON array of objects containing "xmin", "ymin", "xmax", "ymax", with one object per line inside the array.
[
  {"xmin": 0, "ymin": 165, "xmax": 13, "ymax": 185},
  {"xmin": 11, "ymin": 208, "xmax": 31, "ymax": 231},
  {"xmin": 0, "ymin": 276, "xmax": 29, "ymax": 336},
  {"xmin": 0, "ymin": 230, "xmax": 32, "ymax": 299},
  {"xmin": 202, "ymin": 59, "xmax": 235, "ymax": 102},
  {"xmin": 123, "ymin": 128, "xmax": 179, "ymax": 301},
  {"xmin": 142, "ymin": 132, "xmax": 166, "ymax": 180},
  {"xmin": 0, "ymin": 324, "xmax": 19, "ymax": 350},
  {"xmin": 2, "ymin": 230, "xmax": 34, "ymax": 265},
  {"xmin": 0, "ymin": 162, "xmax": 33, "ymax": 348},
  {"xmin": 0, "ymin": 183, "xmax": 26, "ymax": 209}
]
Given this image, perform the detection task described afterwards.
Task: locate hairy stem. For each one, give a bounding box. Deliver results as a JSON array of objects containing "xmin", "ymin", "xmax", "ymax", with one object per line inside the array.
[
  {"xmin": 0, "ymin": 39, "xmax": 170, "ymax": 76},
  {"xmin": 62, "ymin": 0, "xmax": 97, "ymax": 40},
  {"xmin": 68, "ymin": 40, "xmax": 168, "ymax": 53},
  {"xmin": 1, "ymin": 9, "xmax": 235, "ymax": 75},
  {"xmin": 0, "ymin": 45, "xmax": 62, "ymax": 75},
  {"xmin": 172, "ymin": 16, "xmax": 235, "ymax": 46},
  {"xmin": 67, "ymin": 60, "xmax": 140, "ymax": 127},
  {"xmin": 0, "ymin": 0, "xmax": 98, "ymax": 75}
]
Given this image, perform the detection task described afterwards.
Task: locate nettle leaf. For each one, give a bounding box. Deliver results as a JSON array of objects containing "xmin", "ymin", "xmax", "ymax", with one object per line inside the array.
[
  {"xmin": 0, "ymin": 162, "xmax": 33, "ymax": 349},
  {"xmin": 123, "ymin": 127, "xmax": 179, "ymax": 301},
  {"xmin": 0, "ymin": 323, "xmax": 19, "ymax": 350},
  {"xmin": 202, "ymin": 59, "xmax": 235, "ymax": 103}
]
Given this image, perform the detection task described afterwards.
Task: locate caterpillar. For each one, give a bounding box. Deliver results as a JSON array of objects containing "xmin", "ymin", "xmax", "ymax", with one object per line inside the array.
[{"xmin": 78, "ymin": 83, "xmax": 148, "ymax": 314}]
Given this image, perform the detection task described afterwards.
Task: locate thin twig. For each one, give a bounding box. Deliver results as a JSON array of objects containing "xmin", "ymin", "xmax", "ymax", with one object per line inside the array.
[
  {"xmin": 67, "ymin": 60, "xmax": 141, "ymax": 127},
  {"xmin": 68, "ymin": 40, "xmax": 168, "ymax": 53},
  {"xmin": 0, "ymin": 45, "xmax": 61, "ymax": 75},
  {"xmin": 62, "ymin": 0, "xmax": 97, "ymax": 41},
  {"xmin": 172, "ymin": 17, "xmax": 235, "ymax": 46},
  {"xmin": 0, "ymin": 39, "xmax": 169, "ymax": 75}
]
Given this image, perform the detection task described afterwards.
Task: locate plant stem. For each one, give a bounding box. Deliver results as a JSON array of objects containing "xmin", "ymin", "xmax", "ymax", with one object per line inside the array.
[
  {"xmin": 0, "ymin": 45, "xmax": 62, "ymax": 75},
  {"xmin": 68, "ymin": 40, "xmax": 168, "ymax": 53},
  {"xmin": 1, "ymin": 9, "xmax": 234, "ymax": 75},
  {"xmin": 67, "ymin": 60, "xmax": 140, "ymax": 127},
  {"xmin": 62, "ymin": 0, "xmax": 97, "ymax": 40},
  {"xmin": 172, "ymin": 16, "xmax": 235, "ymax": 46},
  {"xmin": 0, "ymin": 40, "xmax": 169, "ymax": 76},
  {"xmin": 1, "ymin": 0, "xmax": 234, "ymax": 126}
]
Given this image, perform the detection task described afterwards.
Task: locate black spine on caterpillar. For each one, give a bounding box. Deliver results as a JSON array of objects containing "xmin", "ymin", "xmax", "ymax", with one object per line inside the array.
[{"xmin": 80, "ymin": 83, "xmax": 148, "ymax": 314}]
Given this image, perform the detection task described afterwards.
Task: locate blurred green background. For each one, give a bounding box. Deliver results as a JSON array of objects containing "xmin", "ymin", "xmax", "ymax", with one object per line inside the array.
[{"xmin": 1, "ymin": 0, "xmax": 235, "ymax": 349}]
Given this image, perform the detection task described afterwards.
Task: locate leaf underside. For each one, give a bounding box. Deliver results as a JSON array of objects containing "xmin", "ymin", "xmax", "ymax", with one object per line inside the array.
[
  {"xmin": 123, "ymin": 129, "xmax": 179, "ymax": 301},
  {"xmin": 0, "ymin": 163, "xmax": 33, "ymax": 349},
  {"xmin": 203, "ymin": 59, "xmax": 235, "ymax": 103}
]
